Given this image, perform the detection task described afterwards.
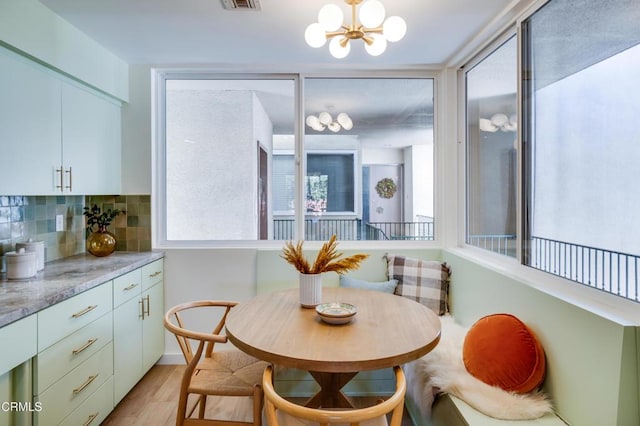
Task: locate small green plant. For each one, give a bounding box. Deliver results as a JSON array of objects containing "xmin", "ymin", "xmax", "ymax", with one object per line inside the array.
[{"xmin": 83, "ymin": 204, "xmax": 125, "ymax": 233}]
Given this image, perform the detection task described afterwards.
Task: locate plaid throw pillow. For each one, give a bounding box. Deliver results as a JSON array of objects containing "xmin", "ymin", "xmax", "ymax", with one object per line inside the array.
[{"xmin": 386, "ymin": 255, "xmax": 451, "ymax": 315}]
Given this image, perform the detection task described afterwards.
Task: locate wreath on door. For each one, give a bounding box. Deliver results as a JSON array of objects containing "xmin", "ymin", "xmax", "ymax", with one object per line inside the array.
[{"xmin": 375, "ymin": 178, "xmax": 397, "ymax": 199}]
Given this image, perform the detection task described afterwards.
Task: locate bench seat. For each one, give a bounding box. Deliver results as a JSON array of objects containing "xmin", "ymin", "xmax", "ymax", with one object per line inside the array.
[{"xmin": 407, "ymin": 393, "xmax": 567, "ymax": 426}]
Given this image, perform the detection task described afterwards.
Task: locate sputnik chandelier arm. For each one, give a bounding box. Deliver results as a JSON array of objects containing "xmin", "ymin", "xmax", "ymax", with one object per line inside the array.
[{"xmin": 305, "ymin": 0, "xmax": 407, "ymax": 58}]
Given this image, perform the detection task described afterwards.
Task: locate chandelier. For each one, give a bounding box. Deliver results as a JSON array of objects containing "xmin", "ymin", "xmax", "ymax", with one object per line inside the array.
[
  {"xmin": 306, "ymin": 112, "xmax": 353, "ymax": 132},
  {"xmin": 479, "ymin": 113, "xmax": 517, "ymax": 133},
  {"xmin": 304, "ymin": 0, "xmax": 407, "ymax": 59}
]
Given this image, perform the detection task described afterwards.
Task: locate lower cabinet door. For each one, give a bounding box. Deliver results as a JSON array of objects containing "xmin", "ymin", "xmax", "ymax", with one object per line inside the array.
[
  {"xmin": 113, "ymin": 295, "xmax": 143, "ymax": 404},
  {"xmin": 58, "ymin": 376, "xmax": 114, "ymax": 426},
  {"xmin": 142, "ymin": 281, "xmax": 165, "ymax": 372}
]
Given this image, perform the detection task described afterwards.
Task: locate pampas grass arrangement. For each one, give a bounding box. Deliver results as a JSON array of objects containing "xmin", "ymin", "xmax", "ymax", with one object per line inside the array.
[{"xmin": 281, "ymin": 235, "xmax": 369, "ymax": 275}]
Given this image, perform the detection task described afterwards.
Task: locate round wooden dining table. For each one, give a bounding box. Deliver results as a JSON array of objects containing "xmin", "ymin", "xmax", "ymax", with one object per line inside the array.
[{"xmin": 225, "ymin": 286, "xmax": 441, "ymax": 408}]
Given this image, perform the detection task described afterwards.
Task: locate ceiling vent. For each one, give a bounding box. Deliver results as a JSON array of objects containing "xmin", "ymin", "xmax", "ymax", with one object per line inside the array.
[{"xmin": 221, "ymin": 0, "xmax": 261, "ymax": 10}]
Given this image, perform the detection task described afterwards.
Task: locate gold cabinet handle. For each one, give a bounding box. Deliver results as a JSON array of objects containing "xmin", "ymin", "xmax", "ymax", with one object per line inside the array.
[
  {"xmin": 72, "ymin": 338, "xmax": 98, "ymax": 356},
  {"xmin": 71, "ymin": 305, "xmax": 98, "ymax": 318},
  {"xmin": 83, "ymin": 412, "xmax": 99, "ymax": 426},
  {"xmin": 124, "ymin": 283, "xmax": 139, "ymax": 291},
  {"xmin": 73, "ymin": 374, "xmax": 99, "ymax": 395},
  {"xmin": 143, "ymin": 295, "xmax": 150, "ymax": 317},
  {"xmin": 65, "ymin": 166, "xmax": 73, "ymax": 191},
  {"xmin": 56, "ymin": 166, "xmax": 64, "ymax": 192},
  {"xmin": 149, "ymin": 271, "xmax": 161, "ymax": 278},
  {"xmin": 139, "ymin": 299, "xmax": 145, "ymax": 319}
]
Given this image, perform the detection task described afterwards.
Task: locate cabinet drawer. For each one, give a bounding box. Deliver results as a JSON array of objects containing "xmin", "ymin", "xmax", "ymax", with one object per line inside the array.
[
  {"xmin": 38, "ymin": 282, "xmax": 113, "ymax": 351},
  {"xmin": 35, "ymin": 312, "xmax": 113, "ymax": 393},
  {"xmin": 113, "ymin": 268, "xmax": 142, "ymax": 307},
  {"xmin": 141, "ymin": 259, "xmax": 163, "ymax": 291},
  {"xmin": 35, "ymin": 341, "xmax": 113, "ymax": 426},
  {"xmin": 59, "ymin": 376, "xmax": 114, "ymax": 426},
  {"xmin": 0, "ymin": 314, "xmax": 37, "ymax": 375}
]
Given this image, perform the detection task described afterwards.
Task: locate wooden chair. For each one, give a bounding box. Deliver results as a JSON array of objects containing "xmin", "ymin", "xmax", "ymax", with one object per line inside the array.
[
  {"xmin": 164, "ymin": 300, "xmax": 268, "ymax": 426},
  {"xmin": 262, "ymin": 365, "xmax": 406, "ymax": 426}
]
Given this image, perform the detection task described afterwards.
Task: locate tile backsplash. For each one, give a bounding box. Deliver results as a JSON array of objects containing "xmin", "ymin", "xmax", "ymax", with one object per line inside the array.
[{"xmin": 0, "ymin": 194, "xmax": 151, "ymax": 270}]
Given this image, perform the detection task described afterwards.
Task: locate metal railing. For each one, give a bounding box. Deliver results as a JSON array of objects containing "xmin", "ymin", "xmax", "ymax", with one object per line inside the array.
[
  {"xmin": 468, "ymin": 234, "xmax": 517, "ymax": 257},
  {"xmin": 530, "ymin": 236, "xmax": 639, "ymax": 302},
  {"xmin": 273, "ymin": 218, "xmax": 434, "ymax": 241},
  {"xmin": 365, "ymin": 221, "xmax": 434, "ymax": 241}
]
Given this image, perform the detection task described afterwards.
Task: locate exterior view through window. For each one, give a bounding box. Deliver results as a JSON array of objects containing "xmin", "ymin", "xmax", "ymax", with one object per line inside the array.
[
  {"xmin": 522, "ymin": 0, "xmax": 640, "ymax": 302},
  {"xmin": 163, "ymin": 76, "xmax": 435, "ymax": 242}
]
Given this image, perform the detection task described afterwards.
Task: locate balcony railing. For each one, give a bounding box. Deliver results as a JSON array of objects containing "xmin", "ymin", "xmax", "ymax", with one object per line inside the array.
[
  {"xmin": 468, "ymin": 234, "xmax": 517, "ymax": 257},
  {"xmin": 273, "ymin": 218, "xmax": 434, "ymax": 241},
  {"xmin": 530, "ymin": 236, "xmax": 639, "ymax": 302}
]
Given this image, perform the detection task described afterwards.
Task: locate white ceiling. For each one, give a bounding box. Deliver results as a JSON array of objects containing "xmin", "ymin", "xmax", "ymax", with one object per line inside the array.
[
  {"xmin": 38, "ymin": 0, "xmax": 514, "ymax": 67},
  {"xmin": 37, "ymin": 0, "xmax": 517, "ymax": 146}
]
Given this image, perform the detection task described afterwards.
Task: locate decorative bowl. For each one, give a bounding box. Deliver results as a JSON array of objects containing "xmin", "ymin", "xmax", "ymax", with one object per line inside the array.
[{"xmin": 315, "ymin": 302, "xmax": 357, "ymax": 324}]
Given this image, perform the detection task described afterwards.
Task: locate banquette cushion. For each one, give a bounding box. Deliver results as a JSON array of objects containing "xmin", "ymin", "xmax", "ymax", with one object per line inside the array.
[
  {"xmin": 339, "ymin": 275, "xmax": 398, "ymax": 294},
  {"xmin": 386, "ymin": 255, "xmax": 451, "ymax": 315},
  {"xmin": 462, "ymin": 313, "xmax": 546, "ymax": 394}
]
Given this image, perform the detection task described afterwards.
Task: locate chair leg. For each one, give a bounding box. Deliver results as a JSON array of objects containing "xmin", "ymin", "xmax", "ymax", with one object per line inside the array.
[
  {"xmin": 198, "ymin": 395, "xmax": 207, "ymax": 419},
  {"xmin": 253, "ymin": 385, "xmax": 263, "ymax": 426},
  {"xmin": 176, "ymin": 390, "xmax": 188, "ymax": 426}
]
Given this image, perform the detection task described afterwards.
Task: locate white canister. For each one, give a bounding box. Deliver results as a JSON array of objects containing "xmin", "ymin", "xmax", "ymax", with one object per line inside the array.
[
  {"xmin": 16, "ymin": 239, "xmax": 45, "ymax": 271},
  {"xmin": 5, "ymin": 249, "xmax": 37, "ymax": 280}
]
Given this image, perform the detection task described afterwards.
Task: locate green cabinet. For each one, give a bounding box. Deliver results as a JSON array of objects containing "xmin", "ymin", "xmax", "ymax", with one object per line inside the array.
[
  {"xmin": 61, "ymin": 82, "xmax": 121, "ymax": 194},
  {"xmin": 0, "ymin": 49, "xmax": 61, "ymax": 195},
  {"xmin": 0, "ymin": 315, "xmax": 37, "ymax": 426},
  {"xmin": 113, "ymin": 259, "xmax": 165, "ymax": 404},
  {"xmin": 0, "ymin": 47, "xmax": 121, "ymax": 195}
]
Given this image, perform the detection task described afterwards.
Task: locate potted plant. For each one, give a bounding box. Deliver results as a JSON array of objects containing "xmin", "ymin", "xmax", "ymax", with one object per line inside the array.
[
  {"xmin": 83, "ymin": 204, "xmax": 125, "ymax": 257},
  {"xmin": 281, "ymin": 235, "xmax": 368, "ymax": 307}
]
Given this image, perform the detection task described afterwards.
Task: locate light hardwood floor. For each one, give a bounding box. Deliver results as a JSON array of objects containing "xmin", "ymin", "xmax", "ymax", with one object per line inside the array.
[{"xmin": 102, "ymin": 364, "xmax": 414, "ymax": 425}]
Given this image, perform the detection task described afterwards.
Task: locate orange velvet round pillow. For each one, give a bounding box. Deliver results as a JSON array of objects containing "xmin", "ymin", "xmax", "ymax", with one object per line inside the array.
[{"xmin": 462, "ymin": 313, "xmax": 546, "ymax": 394}]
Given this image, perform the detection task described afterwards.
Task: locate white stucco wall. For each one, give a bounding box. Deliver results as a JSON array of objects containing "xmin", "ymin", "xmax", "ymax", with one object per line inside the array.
[
  {"xmin": 165, "ymin": 89, "xmax": 270, "ymax": 240},
  {"xmin": 533, "ymin": 45, "xmax": 640, "ymax": 255}
]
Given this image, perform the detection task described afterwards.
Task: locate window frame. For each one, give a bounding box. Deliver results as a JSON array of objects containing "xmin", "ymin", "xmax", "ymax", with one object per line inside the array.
[
  {"xmin": 452, "ymin": 0, "xmax": 640, "ymax": 316},
  {"xmin": 152, "ymin": 69, "xmax": 441, "ymax": 249}
]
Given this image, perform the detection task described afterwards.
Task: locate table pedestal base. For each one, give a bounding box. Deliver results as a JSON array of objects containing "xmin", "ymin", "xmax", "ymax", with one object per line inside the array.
[{"xmin": 304, "ymin": 371, "xmax": 358, "ymax": 408}]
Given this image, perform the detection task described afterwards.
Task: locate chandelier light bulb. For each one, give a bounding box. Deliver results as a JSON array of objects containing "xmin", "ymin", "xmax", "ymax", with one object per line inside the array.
[
  {"xmin": 479, "ymin": 118, "xmax": 498, "ymax": 132},
  {"xmin": 383, "ymin": 16, "xmax": 407, "ymax": 42},
  {"xmin": 318, "ymin": 4, "xmax": 344, "ymax": 31},
  {"xmin": 305, "ymin": 23, "xmax": 327, "ymax": 48},
  {"xmin": 336, "ymin": 113, "xmax": 353, "ymax": 130},
  {"xmin": 359, "ymin": 0, "xmax": 385, "ymax": 28},
  {"xmin": 329, "ymin": 36, "xmax": 350, "ymax": 58},
  {"xmin": 328, "ymin": 122, "xmax": 341, "ymax": 132},
  {"xmin": 318, "ymin": 112, "xmax": 333, "ymax": 126},
  {"xmin": 306, "ymin": 115, "xmax": 320, "ymax": 128},
  {"xmin": 365, "ymin": 33, "xmax": 387, "ymax": 56}
]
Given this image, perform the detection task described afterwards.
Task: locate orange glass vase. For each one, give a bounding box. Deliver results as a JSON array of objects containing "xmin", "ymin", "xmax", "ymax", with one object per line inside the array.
[{"xmin": 87, "ymin": 227, "xmax": 117, "ymax": 257}]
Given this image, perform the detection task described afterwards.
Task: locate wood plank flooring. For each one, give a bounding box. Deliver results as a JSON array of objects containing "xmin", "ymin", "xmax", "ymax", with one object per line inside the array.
[{"xmin": 102, "ymin": 364, "xmax": 414, "ymax": 425}]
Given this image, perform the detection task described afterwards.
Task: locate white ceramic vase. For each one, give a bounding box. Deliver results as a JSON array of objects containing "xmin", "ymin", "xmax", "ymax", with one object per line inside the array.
[{"xmin": 299, "ymin": 273, "xmax": 322, "ymax": 308}]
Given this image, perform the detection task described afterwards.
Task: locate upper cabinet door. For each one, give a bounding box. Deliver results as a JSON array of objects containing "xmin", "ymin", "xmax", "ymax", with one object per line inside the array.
[
  {"xmin": 62, "ymin": 83, "xmax": 121, "ymax": 195},
  {"xmin": 0, "ymin": 51, "xmax": 63, "ymax": 195}
]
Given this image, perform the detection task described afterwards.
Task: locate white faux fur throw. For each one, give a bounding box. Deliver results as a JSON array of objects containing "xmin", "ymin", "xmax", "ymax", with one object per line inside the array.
[{"xmin": 404, "ymin": 315, "xmax": 554, "ymax": 420}]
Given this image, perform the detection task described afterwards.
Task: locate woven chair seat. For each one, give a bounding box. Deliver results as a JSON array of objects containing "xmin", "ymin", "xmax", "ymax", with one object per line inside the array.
[{"xmin": 191, "ymin": 350, "xmax": 269, "ymax": 396}]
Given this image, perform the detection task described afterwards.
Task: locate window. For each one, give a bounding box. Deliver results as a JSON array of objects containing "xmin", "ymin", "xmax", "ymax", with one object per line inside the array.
[
  {"xmin": 465, "ymin": 36, "xmax": 518, "ymax": 257},
  {"xmin": 522, "ymin": 0, "xmax": 640, "ymax": 302},
  {"xmin": 156, "ymin": 73, "xmax": 435, "ymax": 244},
  {"xmin": 162, "ymin": 77, "xmax": 295, "ymax": 242}
]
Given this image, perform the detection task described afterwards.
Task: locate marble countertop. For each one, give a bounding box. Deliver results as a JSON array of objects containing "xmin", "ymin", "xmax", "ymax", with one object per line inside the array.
[{"xmin": 0, "ymin": 251, "xmax": 165, "ymax": 328}]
